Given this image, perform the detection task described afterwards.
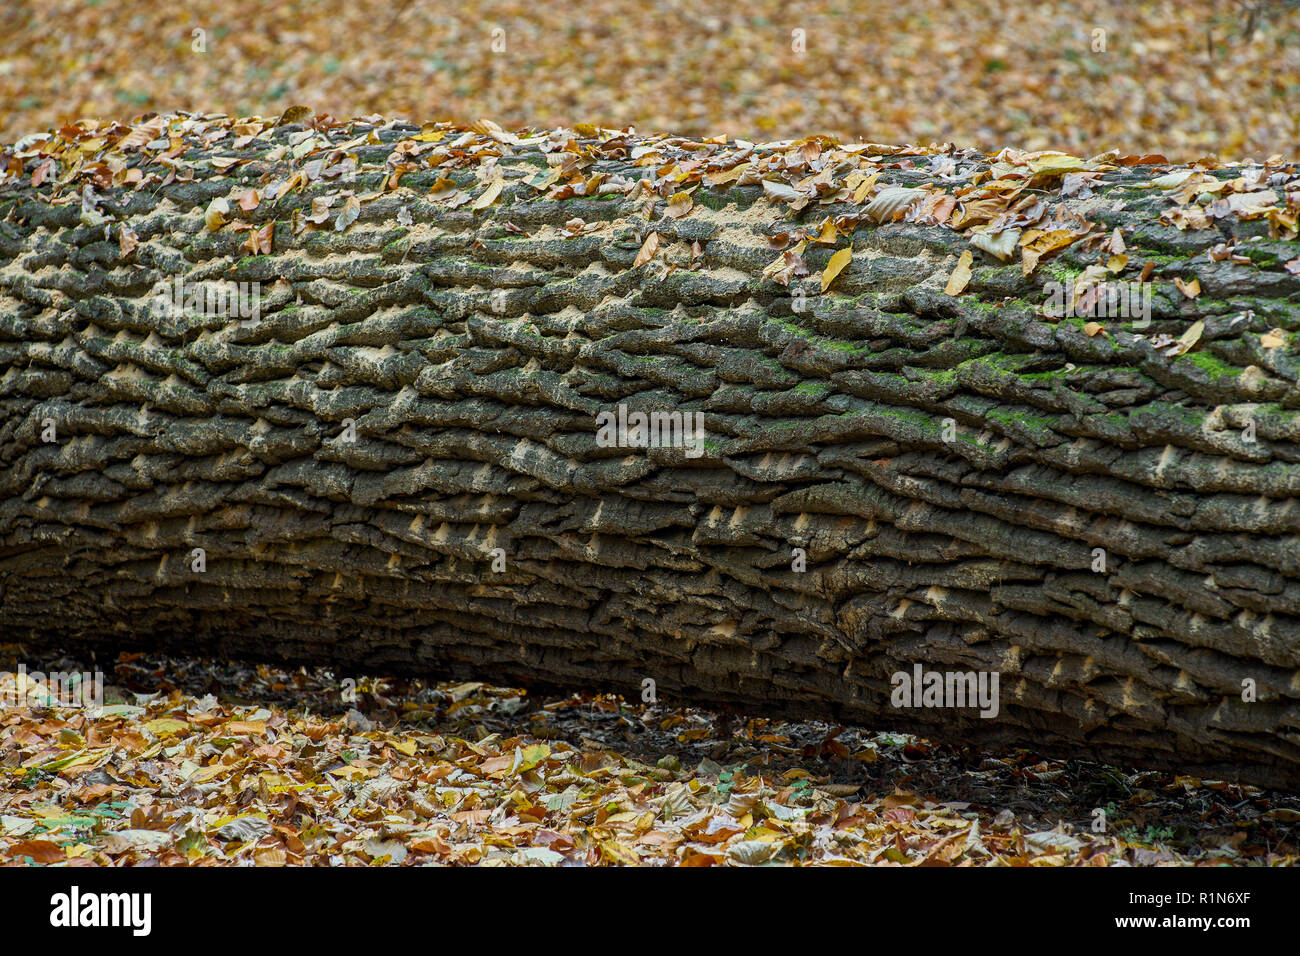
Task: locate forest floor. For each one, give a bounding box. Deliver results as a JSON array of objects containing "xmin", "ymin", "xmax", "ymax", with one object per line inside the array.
[
  {"xmin": 2, "ymin": 0, "xmax": 1298, "ymax": 162},
  {"xmin": 2, "ymin": 648, "xmax": 1297, "ymax": 867}
]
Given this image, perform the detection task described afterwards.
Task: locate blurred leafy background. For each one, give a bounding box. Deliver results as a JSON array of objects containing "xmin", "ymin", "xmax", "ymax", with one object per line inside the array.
[{"xmin": 1, "ymin": 0, "xmax": 1297, "ymax": 159}]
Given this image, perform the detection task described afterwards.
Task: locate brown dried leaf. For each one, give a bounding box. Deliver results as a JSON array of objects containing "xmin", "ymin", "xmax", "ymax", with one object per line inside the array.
[
  {"xmin": 633, "ymin": 231, "xmax": 660, "ymax": 268},
  {"xmin": 334, "ymin": 195, "xmax": 360, "ymax": 232}
]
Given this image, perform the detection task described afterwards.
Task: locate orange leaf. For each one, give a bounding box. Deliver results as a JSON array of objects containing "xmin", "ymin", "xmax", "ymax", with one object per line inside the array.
[
  {"xmin": 633, "ymin": 231, "xmax": 660, "ymax": 268},
  {"xmin": 225, "ymin": 720, "xmax": 267, "ymax": 735},
  {"xmin": 9, "ymin": 839, "xmax": 64, "ymax": 864}
]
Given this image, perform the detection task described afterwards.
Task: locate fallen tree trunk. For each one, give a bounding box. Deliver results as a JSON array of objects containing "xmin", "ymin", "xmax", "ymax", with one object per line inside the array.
[{"xmin": 2, "ymin": 113, "xmax": 1300, "ymax": 787}]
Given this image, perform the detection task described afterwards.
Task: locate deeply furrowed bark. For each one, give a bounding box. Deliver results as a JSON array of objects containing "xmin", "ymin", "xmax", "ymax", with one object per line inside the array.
[{"xmin": 2, "ymin": 117, "xmax": 1300, "ymax": 787}]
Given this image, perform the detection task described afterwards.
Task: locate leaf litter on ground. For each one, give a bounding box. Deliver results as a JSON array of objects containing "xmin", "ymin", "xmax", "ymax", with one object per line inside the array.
[{"xmin": 1, "ymin": 648, "xmax": 1296, "ymax": 867}]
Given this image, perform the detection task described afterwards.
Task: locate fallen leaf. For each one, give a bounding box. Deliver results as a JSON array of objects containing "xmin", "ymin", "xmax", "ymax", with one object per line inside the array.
[
  {"xmin": 8, "ymin": 839, "xmax": 64, "ymax": 864},
  {"xmin": 864, "ymin": 186, "xmax": 920, "ymax": 223},
  {"xmin": 1025, "ymin": 830, "xmax": 1084, "ymax": 853},
  {"xmin": 364, "ymin": 838, "xmax": 408, "ymax": 864},
  {"xmin": 242, "ymin": 222, "xmax": 273, "ymax": 256},
  {"xmin": 633, "ymin": 231, "xmax": 660, "ymax": 268},
  {"xmin": 204, "ymin": 197, "xmax": 229, "ymax": 232},
  {"xmin": 214, "ymin": 816, "xmax": 271, "ymax": 843},
  {"xmin": 1173, "ymin": 319, "xmax": 1205, "ymax": 356},
  {"xmin": 600, "ymin": 840, "xmax": 641, "ymax": 865},
  {"xmin": 334, "ymin": 195, "xmax": 361, "ymax": 232},
  {"xmin": 277, "ymin": 105, "xmax": 314, "ymax": 126},
  {"xmin": 969, "ymin": 227, "xmax": 1020, "ymax": 261},
  {"xmin": 664, "ymin": 192, "xmax": 693, "ymax": 219},
  {"xmin": 820, "ymin": 244, "xmax": 852, "ymax": 292},
  {"xmin": 472, "ymin": 178, "xmax": 504, "ymax": 210},
  {"xmin": 1024, "ymin": 152, "xmax": 1089, "ymax": 175},
  {"xmin": 728, "ymin": 840, "xmax": 777, "ymax": 864},
  {"xmin": 762, "ymin": 180, "xmax": 805, "ymax": 203},
  {"xmin": 101, "ymin": 830, "xmax": 172, "ymax": 854},
  {"xmin": 945, "ymin": 249, "xmax": 973, "ymax": 296},
  {"xmin": 224, "ymin": 719, "xmax": 267, "ymax": 735},
  {"xmin": 143, "ymin": 718, "xmax": 191, "ymax": 736},
  {"xmin": 118, "ymin": 224, "xmax": 138, "ymax": 258}
]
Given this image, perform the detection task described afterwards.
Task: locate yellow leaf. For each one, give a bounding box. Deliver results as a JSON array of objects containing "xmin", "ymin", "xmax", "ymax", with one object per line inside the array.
[
  {"xmin": 204, "ymin": 197, "xmax": 229, "ymax": 232},
  {"xmin": 471, "ymin": 178, "xmax": 504, "ymax": 210},
  {"xmin": 1019, "ymin": 228, "xmax": 1084, "ymax": 276},
  {"xmin": 1106, "ymin": 253, "xmax": 1128, "ymax": 273},
  {"xmin": 1260, "ymin": 329, "xmax": 1286, "ymax": 349},
  {"xmin": 516, "ymin": 744, "xmax": 550, "ymax": 773},
  {"xmin": 945, "ymin": 249, "xmax": 973, "ymax": 296},
  {"xmin": 189, "ymin": 764, "xmax": 226, "ymax": 785},
  {"xmin": 600, "ymin": 840, "xmax": 641, "ymax": 866},
  {"xmin": 1173, "ymin": 276, "xmax": 1201, "ymax": 299},
  {"xmin": 327, "ymin": 765, "xmax": 371, "ymax": 781},
  {"xmin": 277, "ymin": 105, "xmax": 314, "ymax": 126},
  {"xmin": 1174, "ymin": 319, "xmax": 1205, "ymax": 355},
  {"xmin": 41, "ymin": 751, "xmax": 99, "ymax": 773},
  {"xmin": 1025, "ymin": 153, "xmax": 1088, "ymax": 175},
  {"xmin": 705, "ymin": 162, "xmax": 750, "ymax": 186},
  {"xmin": 813, "ymin": 218, "xmax": 839, "ymax": 245},
  {"xmin": 143, "ymin": 718, "xmax": 191, "ymax": 736},
  {"xmin": 850, "ymin": 171, "xmax": 881, "ymax": 204},
  {"xmin": 820, "ymin": 244, "xmax": 852, "ymax": 292}
]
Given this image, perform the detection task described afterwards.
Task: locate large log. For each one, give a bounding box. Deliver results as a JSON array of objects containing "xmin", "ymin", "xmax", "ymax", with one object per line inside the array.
[{"xmin": 2, "ymin": 113, "xmax": 1299, "ymax": 787}]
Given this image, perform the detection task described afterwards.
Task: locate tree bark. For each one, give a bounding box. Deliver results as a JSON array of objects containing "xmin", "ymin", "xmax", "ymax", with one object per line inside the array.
[{"xmin": 2, "ymin": 116, "xmax": 1300, "ymax": 787}]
